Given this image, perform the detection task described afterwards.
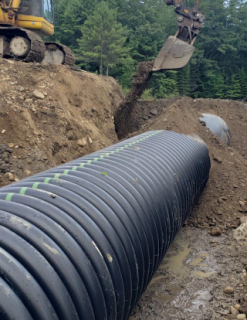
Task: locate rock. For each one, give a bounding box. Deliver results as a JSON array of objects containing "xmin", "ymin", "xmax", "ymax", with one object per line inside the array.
[
  {"xmin": 5, "ymin": 172, "xmax": 15, "ymax": 181},
  {"xmin": 150, "ymin": 109, "xmax": 158, "ymax": 116},
  {"xmin": 77, "ymin": 138, "xmax": 87, "ymax": 147},
  {"xmin": 8, "ymin": 143, "xmax": 14, "ymax": 148},
  {"xmin": 237, "ymin": 315, "xmax": 246, "ymax": 320},
  {"xmin": 88, "ymin": 137, "xmax": 93, "ymax": 144},
  {"xmin": 1, "ymin": 130, "xmax": 6, "ymax": 134},
  {"xmin": 33, "ymin": 90, "xmax": 45, "ymax": 99},
  {"xmin": 230, "ymin": 306, "xmax": 239, "ymax": 316},
  {"xmin": 240, "ymin": 217, "xmax": 247, "ymax": 225},
  {"xmin": 233, "ymin": 222, "xmax": 247, "ymax": 241},
  {"xmin": 239, "ymin": 201, "xmax": 247, "ymax": 212},
  {"xmin": 235, "ymin": 305, "xmax": 241, "ymax": 311},
  {"xmin": 223, "ymin": 286, "xmax": 234, "ymax": 294},
  {"xmin": 25, "ymin": 98, "xmax": 33, "ymax": 103},
  {"xmin": 25, "ymin": 170, "xmax": 31, "ymax": 176},
  {"xmin": 17, "ymin": 86, "xmax": 25, "ymax": 92},
  {"xmin": 210, "ymin": 227, "xmax": 222, "ymax": 236},
  {"xmin": 213, "ymin": 154, "xmax": 223, "ymax": 163}
]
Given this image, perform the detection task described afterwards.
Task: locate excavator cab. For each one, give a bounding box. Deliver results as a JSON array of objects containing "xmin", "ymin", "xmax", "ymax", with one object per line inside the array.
[{"xmin": 153, "ymin": 0, "xmax": 204, "ymax": 71}]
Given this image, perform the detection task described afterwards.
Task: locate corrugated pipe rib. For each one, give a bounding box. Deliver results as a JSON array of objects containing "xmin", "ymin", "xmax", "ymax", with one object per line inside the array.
[
  {"xmin": 0, "ymin": 130, "xmax": 210, "ymax": 320},
  {"xmin": 200, "ymin": 113, "xmax": 231, "ymax": 145}
]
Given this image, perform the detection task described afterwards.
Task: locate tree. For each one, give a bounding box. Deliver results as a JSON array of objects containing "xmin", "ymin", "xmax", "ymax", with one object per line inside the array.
[
  {"xmin": 51, "ymin": 0, "xmax": 247, "ymax": 100},
  {"xmin": 77, "ymin": 1, "xmax": 128, "ymax": 75}
]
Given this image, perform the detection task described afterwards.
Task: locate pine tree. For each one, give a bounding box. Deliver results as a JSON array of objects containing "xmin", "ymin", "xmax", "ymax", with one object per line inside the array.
[
  {"xmin": 149, "ymin": 72, "xmax": 179, "ymax": 99},
  {"xmin": 226, "ymin": 74, "xmax": 242, "ymax": 100},
  {"xmin": 177, "ymin": 64, "xmax": 190, "ymax": 96},
  {"xmin": 77, "ymin": 1, "xmax": 128, "ymax": 75},
  {"xmin": 240, "ymin": 68, "xmax": 247, "ymax": 100}
]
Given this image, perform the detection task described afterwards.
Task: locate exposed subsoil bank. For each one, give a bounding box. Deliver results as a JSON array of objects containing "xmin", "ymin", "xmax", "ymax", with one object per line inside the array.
[{"xmin": 0, "ymin": 58, "xmax": 123, "ymax": 187}]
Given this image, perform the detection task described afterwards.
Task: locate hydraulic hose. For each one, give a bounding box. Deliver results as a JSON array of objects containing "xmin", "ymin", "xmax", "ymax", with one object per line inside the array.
[{"xmin": 0, "ymin": 130, "xmax": 210, "ymax": 320}]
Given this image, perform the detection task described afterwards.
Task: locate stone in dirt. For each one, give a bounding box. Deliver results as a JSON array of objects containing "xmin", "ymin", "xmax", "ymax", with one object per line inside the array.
[
  {"xmin": 77, "ymin": 138, "xmax": 87, "ymax": 147},
  {"xmin": 33, "ymin": 90, "xmax": 45, "ymax": 99},
  {"xmin": 240, "ymin": 216, "xmax": 247, "ymax": 225},
  {"xmin": 150, "ymin": 109, "xmax": 158, "ymax": 116},
  {"xmin": 4, "ymin": 172, "xmax": 15, "ymax": 181},
  {"xmin": 223, "ymin": 287, "xmax": 234, "ymax": 294},
  {"xmin": 237, "ymin": 315, "xmax": 246, "ymax": 320},
  {"xmin": 213, "ymin": 154, "xmax": 223, "ymax": 163},
  {"xmin": 230, "ymin": 306, "xmax": 239, "ymax": 316},
  {"xmin": 233, "ymin": 222, "xmax": 247, "ymax": 241},
  {"xmin": 210, "ymin": 227, "xmax": 222, "ymax": 236}
]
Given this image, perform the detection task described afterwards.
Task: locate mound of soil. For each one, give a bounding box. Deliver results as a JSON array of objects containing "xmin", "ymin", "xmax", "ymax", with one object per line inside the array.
[
  {"xmin": 0, "ymin": 58, "xmax": 123, "ymax": 187},
  {"xmin": 129, "ymin": 97, "xmax": 247, "ymax": 232}
]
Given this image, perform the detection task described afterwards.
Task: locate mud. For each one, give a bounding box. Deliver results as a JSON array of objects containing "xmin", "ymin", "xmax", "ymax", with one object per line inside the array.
[
  {"xmin": 114, "ymin": 61, "xmax": 154, "ymax": 139},
  {"xmin": 130, "ymin": 227, "xmax": 247, "ymax": 320}
]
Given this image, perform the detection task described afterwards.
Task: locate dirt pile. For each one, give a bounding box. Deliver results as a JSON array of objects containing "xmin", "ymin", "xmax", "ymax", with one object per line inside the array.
[
  {"xmin": 0, "ymin": 58, "xmax": 123, "ymax": 187},
  {"xmin": 115, "ymin": 61, "xmax": 154, "ymax": 138},
  {"xmin": 127, "ymin": 97, "xmax": 247, "ymax": 233}
]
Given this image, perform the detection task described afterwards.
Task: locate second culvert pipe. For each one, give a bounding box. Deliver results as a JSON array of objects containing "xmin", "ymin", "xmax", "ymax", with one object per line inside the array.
[{"xmin": 0, "ymin": 130, "xmax": 210, "ymax": 320}]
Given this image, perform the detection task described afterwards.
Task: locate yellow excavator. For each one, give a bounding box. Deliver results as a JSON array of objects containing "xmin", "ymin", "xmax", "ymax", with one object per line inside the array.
[
  {"xmin": 0, "ymin": 0, "xmax": 74, "ymax": 65},
  {"xmin": 0, "ymin": 0, "xmax": 203, "ymax": 68}
]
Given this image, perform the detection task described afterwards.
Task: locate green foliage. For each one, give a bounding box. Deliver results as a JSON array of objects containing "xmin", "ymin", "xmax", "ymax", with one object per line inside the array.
[
  {"xmin": 149, "ymin": 72, "xmax": 179, "ymax": 98},
  {"xmin": 52, "ymin": 0, "xmax": 247, "ymax": 100},
  {"xmin": 77, "ymin": 1, "xmax": 128, "ymax": 75},
  {"xmin": 141, "ymin": 89, "xmax": 155, "ymax": 100}
]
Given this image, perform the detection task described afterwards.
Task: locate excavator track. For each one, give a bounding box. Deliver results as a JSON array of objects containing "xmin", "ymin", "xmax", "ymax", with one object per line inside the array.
[
  {"xmin": 0, "ymin": 26, "xmax": 45, "ymax": 63},
  {"xmin": 0, "ymin": 28, "xmax": 75, "ymax": 66},
  {"xmin": 44, "ymin": 42, "xmax": 75, "ymax": 66}
]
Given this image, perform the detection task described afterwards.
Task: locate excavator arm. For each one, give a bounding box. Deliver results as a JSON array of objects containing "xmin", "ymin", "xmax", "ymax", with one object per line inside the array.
[{"xmin": 153, "ymin": 0, "xmax": 204, "ymax": 71}]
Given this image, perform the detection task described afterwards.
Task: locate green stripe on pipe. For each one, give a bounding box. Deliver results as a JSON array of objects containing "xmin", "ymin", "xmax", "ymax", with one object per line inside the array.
[{"xmin": 5, "ymin": 193, "xmax": 14, "ymax": 201}]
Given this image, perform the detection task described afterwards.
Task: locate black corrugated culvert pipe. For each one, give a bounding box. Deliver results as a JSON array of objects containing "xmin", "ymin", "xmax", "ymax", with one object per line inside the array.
[
  {"xmin": 0, "ymin": 130, "xmax": 210, "ymax": 320},
  {"xmin": 200, "ymin": 113, "xmax": 231, "ymax": 145}
]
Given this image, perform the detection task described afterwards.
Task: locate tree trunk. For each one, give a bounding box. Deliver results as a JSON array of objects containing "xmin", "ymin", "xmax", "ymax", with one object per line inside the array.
[
  {"xmin": 100, "ymin": 45, "xmax": 103, "ymax": 75},
  {"xmin": 106, "ymin": 65, "xmax": 109, "ymax": 77}
]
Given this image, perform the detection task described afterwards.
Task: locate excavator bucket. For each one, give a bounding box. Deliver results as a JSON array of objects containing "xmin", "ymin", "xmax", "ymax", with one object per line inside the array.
[{"xmin": 153, "ymin": 36, "xmax": 195, "ymax": 72}]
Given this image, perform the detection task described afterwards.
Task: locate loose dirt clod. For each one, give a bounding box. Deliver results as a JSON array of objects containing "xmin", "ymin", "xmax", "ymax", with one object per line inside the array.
[{"xmin": 114, "ymin": 60, "xmax": 154, "ymax": 139}]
